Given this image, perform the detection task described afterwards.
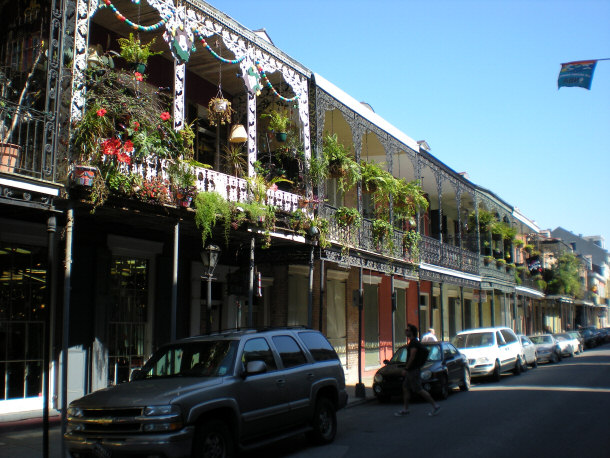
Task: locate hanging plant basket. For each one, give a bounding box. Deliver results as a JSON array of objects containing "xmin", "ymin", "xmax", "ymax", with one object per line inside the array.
[
  {"xmin": 328, "ymin": 159, "xmax": 347, "ymax": 179},
  {"xmin": 275, "ymin": 132, "xmax": 287, "ymax": 142},
  {"xmin": 208, "ymin": 97, "xmax": 233, "ymax": 126}
]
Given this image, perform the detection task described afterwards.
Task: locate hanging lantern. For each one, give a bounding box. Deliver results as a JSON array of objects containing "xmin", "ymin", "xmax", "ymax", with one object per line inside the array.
[{"xmin": 229, "ymin": 124, "xmax": 247, "ymax": 143}]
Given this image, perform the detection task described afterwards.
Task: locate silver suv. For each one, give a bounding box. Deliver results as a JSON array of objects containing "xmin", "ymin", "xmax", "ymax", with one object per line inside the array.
[{"xmin": 65, "ymin": 328, "xmax": 348, "ymax": 457}]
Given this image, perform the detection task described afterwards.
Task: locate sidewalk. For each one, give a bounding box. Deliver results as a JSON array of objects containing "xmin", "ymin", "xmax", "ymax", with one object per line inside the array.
[
  {"xmin": 0, "ymin": 409, "xmax": 62, "ymax": 433},
  {"xmin": 345, "ymin": 379, "xmax": 376, "ymax": 408}
]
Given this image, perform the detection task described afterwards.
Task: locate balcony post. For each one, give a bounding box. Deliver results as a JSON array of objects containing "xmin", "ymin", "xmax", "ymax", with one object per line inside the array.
[{"xmin": 247, "ymin": 92, "xmax": 257, "ymax": 177}]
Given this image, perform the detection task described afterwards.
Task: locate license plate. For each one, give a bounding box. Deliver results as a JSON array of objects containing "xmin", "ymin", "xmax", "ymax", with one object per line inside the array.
[{"xmin": 93, "ymin": 443, "xmax": 113, "ymax": 458}]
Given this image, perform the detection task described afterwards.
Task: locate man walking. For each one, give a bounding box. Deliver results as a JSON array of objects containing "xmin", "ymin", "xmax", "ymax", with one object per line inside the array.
[{"xmin": 395, "ymin": 324, "xmax": 441, "ymax": 417}]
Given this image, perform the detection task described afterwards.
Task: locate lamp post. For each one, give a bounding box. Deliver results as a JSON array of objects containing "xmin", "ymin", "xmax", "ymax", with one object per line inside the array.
[{"xmin": 201, "ymin": 244, "xmax": 221, "ymax": 334}]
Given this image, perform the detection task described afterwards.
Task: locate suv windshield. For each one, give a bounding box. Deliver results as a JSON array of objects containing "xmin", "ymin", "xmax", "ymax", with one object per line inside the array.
[
  {"xmin": 453, "ymin": 332, "xmax": 494, "ymax": 349},
  {"xmin": 137, "ymin": 340, "xmax": 238, "ymax": 379}
]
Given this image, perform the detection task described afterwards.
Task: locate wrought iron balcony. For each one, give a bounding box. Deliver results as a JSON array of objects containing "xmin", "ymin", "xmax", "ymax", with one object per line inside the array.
[
  {"xmin": 192, "ymin": 167, "xmax": 300, "ymax": 213},
  {"xmin": 0, "ymin": 98, "xmax": 52, "ymax": 180},
  {"xmin": 420, "ymin": 235, "xmax": 479, "ymax": 274},
  {"xmin": 320, "ymin": 205, "xmax": 417, "ymax": 263},
  {"xmin": 109, "ymin": 158, "xmax": 301, "ymax": 213},
  {"xmin": 480, "ymin": 257, "xmax": 515, "ymax": 283}
]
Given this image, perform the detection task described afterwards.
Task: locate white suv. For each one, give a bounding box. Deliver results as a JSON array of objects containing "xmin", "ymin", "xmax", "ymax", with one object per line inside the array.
[{"xmin": 452, "ymin": 327, "xmax": 524, "ymax": 381}]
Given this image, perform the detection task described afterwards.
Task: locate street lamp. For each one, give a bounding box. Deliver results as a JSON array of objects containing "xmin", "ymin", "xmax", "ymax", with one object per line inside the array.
[{"xmin": 201, "ymin": 244, "xmax": 221, "ymax": 334}]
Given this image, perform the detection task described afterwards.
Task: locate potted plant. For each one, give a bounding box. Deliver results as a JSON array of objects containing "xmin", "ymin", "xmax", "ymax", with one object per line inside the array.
[
  {"xmin": 402, "ymin": 229, "xmax": 421, "ymax": 259},
  {"xmin": 70, "ymin": 58, "xmax": 191, "ymax": 209},
  {"xmin": 360, "ymin": 161, "xmax": 391, "ymax": 194},
  {"xmin": 207, "ymin": 97, "xmax": 233, "ymax": 126},
  {"xmin": 483, "ymin": 255, "xmax": 494, "ymax": 265},
  {"xmin": 335, "ymin": 206, "xmax": 361, "ymax": 227},
  {"xmin": 322, "ymin": 133, "xmax": 361, "ymax": 193},
  {"xmin": 168, "ymin": 160, "xmax": 197, "ymax": 207},
  {"xmin": 372, "ymin": 219, "xmax": 393, "ymax": 248},
  {"xmin": 222, "ymin": 143, "xmax": 246, "ymax": 177},
  {"xmin": 117, "ymin": 33, "xmax": 162, "ymax": 73},
  {"xmin": 391, "ymin": 178, "xmax": 428, "ymax": 221},
  {"xmin": 261, "ymin": 107, "xmax": 290, "ymax": 141},
  {"xmin": 194, "ymin": 191, "xmax": 233, "ymax": 245}
]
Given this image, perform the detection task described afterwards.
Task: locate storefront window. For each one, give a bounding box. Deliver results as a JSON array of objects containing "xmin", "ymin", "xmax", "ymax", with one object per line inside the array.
[{"xmin": 0, "ymin": 244, "xmax": 46, "ymax": 400}]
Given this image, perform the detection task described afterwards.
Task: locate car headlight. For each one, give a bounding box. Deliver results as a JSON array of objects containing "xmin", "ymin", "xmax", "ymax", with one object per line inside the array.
[
  {"xmin": 374, "ymin": 373, "xmax": 383, "ymax": 383},
  {"xmin": 143, "ymin": 405, "xmax": 181, "ymax": 416},
  {"xmin": 420, "ymin": 370, "xmax": 432, "ymax": 380},
  {"xmin": 476, "ymin": 356, "xmax": 491, "ymax": 365},
  {"xmin": 142, "ymin": 405, "xmax": 183, "ymax": 432}
]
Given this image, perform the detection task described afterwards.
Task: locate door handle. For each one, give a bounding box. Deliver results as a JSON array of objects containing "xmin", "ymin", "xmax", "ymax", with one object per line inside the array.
[
  {"xmin": 307, "ymin": 373, "xmax": 315, "ymax": 381},
  {"xmin": 276, "ymin": 378, "xmax": 286, "ymax": 387}
]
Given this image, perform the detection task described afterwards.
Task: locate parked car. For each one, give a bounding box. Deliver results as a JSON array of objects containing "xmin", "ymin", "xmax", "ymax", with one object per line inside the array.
[
  {"xmin": 452, "ymin": 327, "xmax": 524, "ymax": 381},
  {"xmin": 65, "ymin": 328, "xmax": 348, "ymax": 458},
  {"xmin": 554, "ymin": 332, "xmax": 580, "ymax": 355},
  {"xmin": 568, "ymin": 331, "xmax": 585, "ymax": 353},
  {"xmin": 518, "ymin": 335, "xmax": 538, "ymax": 368},
  {"xmin": 529, "ymin": 334, "xmax": 562, "ymax": 363},
  {"xmin": 553, "ymin": 334, "xmax": 576, "ymax": 357},
  {"xmin": 373, "ymin": 341, "xmax": 470, "ymax": 402},
  {"xmin": 579, "ymin": 327, "xmax": 600, "ymax": 348}
]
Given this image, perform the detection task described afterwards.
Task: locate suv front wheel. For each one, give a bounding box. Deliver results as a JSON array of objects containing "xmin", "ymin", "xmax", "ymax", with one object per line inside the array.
[
  {"xmin": 308, "ymin": 397, "xmax": 337, "ymax": 445},
  {"xmin": 193, "ymin": 419, "xmax": 234, "ymax": 458}
]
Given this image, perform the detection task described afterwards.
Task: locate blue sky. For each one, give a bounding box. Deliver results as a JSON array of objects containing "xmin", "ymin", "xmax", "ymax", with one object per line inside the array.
[{"xmin": 218, "ymin": 0, "xmax": 610, "ymax": 244}]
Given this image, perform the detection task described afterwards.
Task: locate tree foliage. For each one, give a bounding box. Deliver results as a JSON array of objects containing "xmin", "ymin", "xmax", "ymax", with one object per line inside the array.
[{"xmin": 545, "ymin": 252, "xmax": 582, "ymax": 298}]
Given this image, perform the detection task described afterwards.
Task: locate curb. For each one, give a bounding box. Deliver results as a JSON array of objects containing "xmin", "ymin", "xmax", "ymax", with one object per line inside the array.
[{"xmin": 0, "ymin": 414, "xmax": 62, "ymax": 434}]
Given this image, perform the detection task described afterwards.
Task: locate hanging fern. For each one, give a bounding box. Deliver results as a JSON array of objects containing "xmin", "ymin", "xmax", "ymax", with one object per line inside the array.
[{"xmin": 194, "ymin": 191, "xmax": 232, "ymax": 246}]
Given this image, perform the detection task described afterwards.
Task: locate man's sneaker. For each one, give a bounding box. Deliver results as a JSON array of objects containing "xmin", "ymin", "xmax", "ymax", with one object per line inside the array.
[
  {"xmin": 428, "ymin": 406, "xmax": 441, "ymax": 416},
  {"xmin": 394, "ymin": 409, "xmax": 410, "ymax": 417}
]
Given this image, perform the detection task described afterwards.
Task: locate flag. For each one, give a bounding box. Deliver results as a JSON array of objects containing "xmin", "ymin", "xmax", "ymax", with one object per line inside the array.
[{"xmin": 558, "ymin": 60, "xmax": 597, "ymax": 90}]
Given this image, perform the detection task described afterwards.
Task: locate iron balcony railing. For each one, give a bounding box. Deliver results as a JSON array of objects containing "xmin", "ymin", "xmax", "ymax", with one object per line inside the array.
[
  {"xmin": 0, "ymin": 98, "xmax": 52, "ymax": 180},
  {"xmin": 113, "ymin": 158, "xmax": 301, "ymax": 214},
  {"xmin": 420, "ymin": 235, "xmax": 479, "ymax": 274},
  {"xmin": 319, "ymin": 205, "xmax": 479, "ymax": 273},
  {"xmin": 480, "ymin": 258, "xmax": 515, "ymax": 283}
]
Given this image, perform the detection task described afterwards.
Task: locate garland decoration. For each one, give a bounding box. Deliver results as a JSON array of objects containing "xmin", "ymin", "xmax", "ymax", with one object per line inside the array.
[
  {"xmin": 193, "ymin": 31, "xmax": 297, "ymax": 102},
  {"xmin": 255, "ymin": 60, "xmax": 299, "ymax": 103},
  {"xmin": 101, "ymin": 0, "xmax": 170, "ymax": 32},
  {"xmin": 194, "ymin": 30, "xmax": 245, "ymax": 64}
]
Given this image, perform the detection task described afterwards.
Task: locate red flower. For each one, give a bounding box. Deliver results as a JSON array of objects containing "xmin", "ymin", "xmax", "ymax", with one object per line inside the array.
[
  {"xmin": 101, "ymin": 138, "xmax": 121, "ymax": 156},
  {"xmin": 96, "ymin": 108, "xmax": 107, "ymax": 117},
  {"xmin": 132, "ymin": 121, "xmax": 140, "ymax": 131},
  {"xmin": 117, "ymin": 152, "xmax": 132, "ymax": 165},
  {"xmin": 123, "ymin": 140, "xmax": 134, "ymax": 153},
  {"xmin": 160, "ymin": 112, "xmax": 171, "ymax": 121},
  {"xmin": 134, "ymin": 72, "xmax": 143, "ymax": 82}
]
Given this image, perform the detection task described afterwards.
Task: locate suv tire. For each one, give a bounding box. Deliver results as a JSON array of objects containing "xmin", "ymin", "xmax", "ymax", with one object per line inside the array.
[
  {"xmin": 308, "ymin": 398, "xmax": 336, "ymax": 445},
  {"xmin": 193, "ymin": 419, "xmax": 234, "ymax": 458}
]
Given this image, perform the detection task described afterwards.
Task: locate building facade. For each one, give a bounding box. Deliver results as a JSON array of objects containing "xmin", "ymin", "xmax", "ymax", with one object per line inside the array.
[{"xmin": 1, "ymin": 0, "xmax": 604, "ymax": 417}]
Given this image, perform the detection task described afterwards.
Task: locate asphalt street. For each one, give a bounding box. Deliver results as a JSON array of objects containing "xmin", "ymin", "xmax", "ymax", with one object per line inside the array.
[{"xmin": 1, "ymin": 344, "xmax": 609, "ymax": 458}]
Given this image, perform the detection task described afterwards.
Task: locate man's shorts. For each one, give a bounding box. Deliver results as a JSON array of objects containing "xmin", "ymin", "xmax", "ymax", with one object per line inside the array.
[{"xmin": 403, "ymin": 368, "xmax": 423, "ymax": 392}]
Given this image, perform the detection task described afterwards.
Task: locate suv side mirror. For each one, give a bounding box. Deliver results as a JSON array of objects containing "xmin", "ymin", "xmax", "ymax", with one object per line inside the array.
[{"xmin": 244, "ymin": 360, "xmax": 267, "ymax": 377}]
